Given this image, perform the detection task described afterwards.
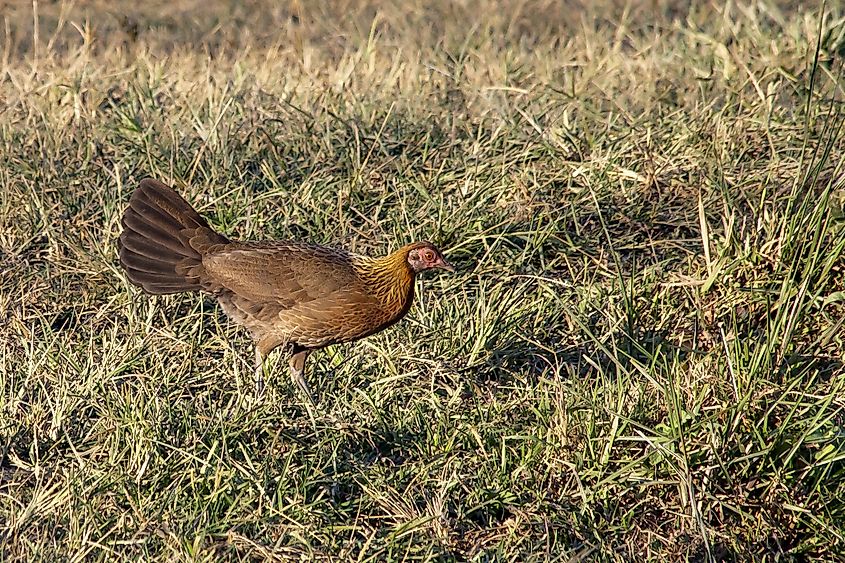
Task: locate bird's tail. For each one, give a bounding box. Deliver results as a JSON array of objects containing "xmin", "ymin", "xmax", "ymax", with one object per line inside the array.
[{"xmin": 118, "ymin": 178, "xmax": 229, "ymax": 294}]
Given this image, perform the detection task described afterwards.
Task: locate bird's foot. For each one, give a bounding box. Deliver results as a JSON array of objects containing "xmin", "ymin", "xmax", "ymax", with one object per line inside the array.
[
  {"xmin": 290, "ymin": 368, "xmax": 318, "ymax": 424},
  {"xmin": 253, "ymin": 369, "xmax": 266, "ymax": 402},
  {"xmin": 291, "ymin": 369, "xmax": 315, "ymax": 405}
]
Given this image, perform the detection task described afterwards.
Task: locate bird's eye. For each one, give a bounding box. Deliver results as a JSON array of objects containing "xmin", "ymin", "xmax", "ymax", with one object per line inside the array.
[{"xmin": 424, "ymin": 250, "xmax": 434, "ymax": 261}]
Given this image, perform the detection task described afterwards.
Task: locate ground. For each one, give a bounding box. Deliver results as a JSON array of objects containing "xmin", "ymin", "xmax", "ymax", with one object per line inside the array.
[{"xmin": 2, "ymin": 0, "xmax": 845, "ymax": 560}]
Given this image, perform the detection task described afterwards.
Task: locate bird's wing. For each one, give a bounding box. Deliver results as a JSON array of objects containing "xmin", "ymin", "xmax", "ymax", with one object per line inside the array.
[
  {"xmin": 201, "ymin": 242, "xmax": 360, "ymax": 309},
  {"xmin": 201, "ymin": 242, "xmax": 402, "ymax": 347}
]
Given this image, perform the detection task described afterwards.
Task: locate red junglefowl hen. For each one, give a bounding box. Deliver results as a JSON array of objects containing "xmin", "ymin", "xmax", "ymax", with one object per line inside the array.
[{"xmin": 117, "ymin": 178, "xmax": 454, "ymax": 402}]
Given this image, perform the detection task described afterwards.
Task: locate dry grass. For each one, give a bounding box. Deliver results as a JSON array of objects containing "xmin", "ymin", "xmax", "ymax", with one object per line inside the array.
[{"xmin": 3, "ymin": 0, "xmax": 845, "ymax": 560}]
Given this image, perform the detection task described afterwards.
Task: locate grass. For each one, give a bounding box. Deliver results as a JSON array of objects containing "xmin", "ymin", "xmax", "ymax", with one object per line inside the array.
[{"xmin": 2, "ymin": 0, "xmax": 845, "ymax": 559}]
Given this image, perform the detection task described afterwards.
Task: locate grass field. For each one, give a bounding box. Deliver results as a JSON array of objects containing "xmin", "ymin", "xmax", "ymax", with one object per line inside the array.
[{"xmin": 2, "ymin": 0, "xmax": 845, "ymax": 560}]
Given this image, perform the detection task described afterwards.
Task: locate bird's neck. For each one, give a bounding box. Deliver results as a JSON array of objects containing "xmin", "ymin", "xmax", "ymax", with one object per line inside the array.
[{"xmin": 354, "ymin": 246, "xmax": 416, "ymax": 316}]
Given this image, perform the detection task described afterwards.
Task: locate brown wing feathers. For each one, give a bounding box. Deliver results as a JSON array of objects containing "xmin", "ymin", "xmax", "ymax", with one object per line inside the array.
[{"xmin": 118, "ymin": 178, "xmax": 228, "ymax": 294}]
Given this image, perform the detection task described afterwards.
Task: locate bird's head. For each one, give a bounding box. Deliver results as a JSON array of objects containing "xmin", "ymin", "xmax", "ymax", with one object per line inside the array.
[{"xmin": 406, "ymin": 242, "xmax": 455, "ymax": 273}]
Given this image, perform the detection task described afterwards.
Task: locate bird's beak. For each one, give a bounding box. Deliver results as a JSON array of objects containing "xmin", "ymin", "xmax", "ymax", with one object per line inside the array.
[{"xmin": 438, "ymin": 258, "xmax": 456, "ymax": 273}]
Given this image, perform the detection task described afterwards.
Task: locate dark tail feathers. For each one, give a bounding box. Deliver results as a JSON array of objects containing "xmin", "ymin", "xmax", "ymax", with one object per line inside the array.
[{"xmin": 118, "ymin": 178, "xmax": 228, "ymax": 294}]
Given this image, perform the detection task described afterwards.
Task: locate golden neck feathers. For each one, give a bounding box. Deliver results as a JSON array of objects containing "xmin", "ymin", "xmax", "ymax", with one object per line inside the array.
[{"xmin": 353, "ymin": 245, "xmax": 417, "ymax": 317}]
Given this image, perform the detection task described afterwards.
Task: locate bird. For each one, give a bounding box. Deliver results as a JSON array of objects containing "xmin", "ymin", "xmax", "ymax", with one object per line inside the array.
[{"xmin": 117, "ymin": 178, "xmax": 454, "ymax": 403}]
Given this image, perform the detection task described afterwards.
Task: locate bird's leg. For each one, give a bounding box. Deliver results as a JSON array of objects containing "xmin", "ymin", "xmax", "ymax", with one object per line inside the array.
[
  {"xmin": 253, "ymin": 336, "xmax": 286, "ymax": 400},
  {"xmin": 254, "ymin": 346, "xmax": 266, "ymax": 399},
  {"xmin": 289, "ymin": 345, "xmax": 314, "ymax": 405}
]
